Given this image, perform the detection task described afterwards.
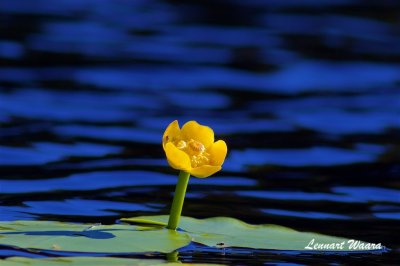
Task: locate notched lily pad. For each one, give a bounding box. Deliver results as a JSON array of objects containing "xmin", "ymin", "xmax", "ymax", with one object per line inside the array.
[
  {"xmin": 0, "ymin": 220, "xmax": 190, "ymax": 253},
  {"xmin": 0, "ymin": 217, "xmax": 383, "ymax": 253},
  {"xmin": 123, "ymin": 215, "xmax": 384, "ymax": 251},
  {"xmin": 0, "ymin": 256, "xmax": 163, "ymax": 266},
  {"xmin": 0, "ymin": 256, "xmax": 225, "ymax": 266}
]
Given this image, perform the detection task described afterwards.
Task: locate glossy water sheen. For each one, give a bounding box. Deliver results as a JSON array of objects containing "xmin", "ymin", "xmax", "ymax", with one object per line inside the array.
[{"xmin": 0, "ymin": 0, "xmax": 399, "ymax": 264}]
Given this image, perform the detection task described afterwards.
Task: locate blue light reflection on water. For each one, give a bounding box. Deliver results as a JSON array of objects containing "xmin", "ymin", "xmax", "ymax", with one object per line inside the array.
[
  {"xmin": 70, "ymin": 62, "xmax": 400, "ymax": 93},
  {"xmin": 138, "ymin": 117, "xmax": 295, "ymax": 135},
  {"xmin": 262, "ymin": 14, "xmax": 390, "ymax": 37},
  {"xmin": 0, "ymin": 171, "xmax": 256, "ymax": 194},
  {"xmin": 237, "ymin": 187, "xmax": 400, "ymax": 204},
  {"xmin": 0, "ymin": 41, "xmax": 24, "ymax": 59},
  {"xmin": 225, "ymin": 145, "xmax": 385, "ymax": 171},
  {"xmin": 277, "ymin": 110, "xmax": 400, "ymax": 134},
  {"xmin": 2, "ymin": 62, "xmax": 398, "ymax": 93},
  {"xmin": 54, "ymin": 125, "xmax": 161, "ymax": 143},
  {"xmin": 0, "ymin": 143, "xmax": 123, "ymax": 165},
  {"xmin": 372, "ymin": 212, "xmax": 400, "ymax": 220},
  {"xmin": 262, "ymin": 209, "xmax": 349, "ymax": 220},
  {"xmin": 0, "ymin": 200, "xmax": 159, "ymax": 220},
  {"xmin": 25, "ymin": 199, "xmax": 155, "ymax": 216},
  {"xmin": 0, "ymin": 88, "xmax": 161, "ymax": 122},
  {"xmin": 370, "ymin": 205, "xmax": 400, "ymax": 220}
]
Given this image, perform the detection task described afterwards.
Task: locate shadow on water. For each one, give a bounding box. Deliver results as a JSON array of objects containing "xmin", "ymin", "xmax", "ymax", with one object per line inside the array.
[
  {"xmin": 0, "ymin": 0, "xmax": 399, "ymax": 264},
  {"xmin": 2, "ymin": 230, "xmax": 115, "ymax": 239}
]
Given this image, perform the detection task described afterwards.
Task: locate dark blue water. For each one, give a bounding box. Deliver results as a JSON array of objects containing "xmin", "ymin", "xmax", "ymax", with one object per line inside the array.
[{"xmin": 0, "ymin": 0, "xmax": 399, "ymax": 264}]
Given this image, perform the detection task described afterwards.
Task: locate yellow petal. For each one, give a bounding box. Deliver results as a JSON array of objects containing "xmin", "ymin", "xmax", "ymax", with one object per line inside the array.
[
  {"xmin": 181, "ymin": 121, "xmax": 214, "ymax": 149},
  {"xmin": 162, "ymin": 120, "xmax": 181, "ymax": 148},
  {"xmin": 190, "ymin": 165, "xmax": 221, "ymax": 178},
  {"xmin": 164, "ymin": 142, "xmax": 191, "ymax": 172},
  {"xmin": 209, "ymin": 140, "xmax": 227, "ymax": 166}
]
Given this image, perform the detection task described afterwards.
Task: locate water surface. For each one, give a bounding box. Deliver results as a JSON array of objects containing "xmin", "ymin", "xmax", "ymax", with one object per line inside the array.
[{"xmin": 0, "ymin": 0, "xmax": 399, "ymax": 264}]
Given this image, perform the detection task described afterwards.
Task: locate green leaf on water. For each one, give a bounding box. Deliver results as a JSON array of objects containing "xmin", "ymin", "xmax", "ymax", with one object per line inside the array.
[
  {"xmin": 0, "ymin": 217, "xmax": 382, "ymax": 253},
  {"xmin": 0, "ymin": 256, "xmax": 164, "ymax": 266},
  {"xmin": 0, "ymin": 256, "xmax": 225, "ymax": 266},
  {"xmin": 0, "ymin": 220, "xmax": 190, "ymax": 253},
  {"xmin": 122, "ymin": 215, "xmax": 382, "ymax": 251}
]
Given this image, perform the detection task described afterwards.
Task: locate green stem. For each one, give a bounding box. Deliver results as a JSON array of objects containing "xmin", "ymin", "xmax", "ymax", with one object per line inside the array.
[
  {"xmin": 166, "ymin": 250, "xmax": 179, "ymax": 262},
  {"xmin": 167, "ymin": 171, "xmax": 190, "ymax": 230}
]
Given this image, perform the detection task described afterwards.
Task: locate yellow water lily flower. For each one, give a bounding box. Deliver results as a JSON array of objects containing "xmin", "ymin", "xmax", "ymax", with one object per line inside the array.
[{"xmin": 162, "ymin": 120, "xmax": 227, "ymax": 178}]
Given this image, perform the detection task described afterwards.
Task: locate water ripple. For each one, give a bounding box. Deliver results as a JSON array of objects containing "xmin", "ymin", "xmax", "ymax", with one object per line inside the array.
[
  {"xmin": 237, "ymin": 186, "xmax": 400, "ymax": 204},
  {"xmin": 262, "ymin": 208, "xmax": 349, "ymax": 220},
  {"xmin": 0, "ymin": 142, "xmax": 122, "ymax": 165},
  {"xmin": 225, "ymin": 144, "xmax": 385, "ymax": 170},
  {"xmin": 0, "ymin": 199, "xmax": 156, "ymax": 219},
  {"xmin": 0, "ymin": 171, "xmax": 257, "ymax": 194}
]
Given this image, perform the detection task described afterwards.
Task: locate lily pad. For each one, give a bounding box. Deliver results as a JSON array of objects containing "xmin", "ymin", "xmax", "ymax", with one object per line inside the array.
[
  {"xmin": 122, "ymin": 215, "xmax": 382, "ymax": 251},
  {"xmin": 0, "ymin": 220, "xmax": 190, "ymax": 253},
  {"xmin": 0, "ymin": 257, "xmax": 164, "ymax": 266},
  {"xmin": 0, "ymin": 217, "xmax": 382, "ymax": 253},
  {"xmin": 0, "ymin": 257, "xmax": 225, "ymax": 266}
]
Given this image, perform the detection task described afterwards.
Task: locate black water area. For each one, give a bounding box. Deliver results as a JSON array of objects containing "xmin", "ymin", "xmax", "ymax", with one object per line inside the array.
[{"xmin": 0, "ymin": 0, "xmax": 399, "ymax": 264}]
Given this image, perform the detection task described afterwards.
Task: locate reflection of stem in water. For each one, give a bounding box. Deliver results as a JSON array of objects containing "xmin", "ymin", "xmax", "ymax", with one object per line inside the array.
[
  {"xmin": 167, "ymin": 171, "xmax": 190, "ymax": 230},
  {"xmin": 166, "ymin": 250, "xmax": 179, "ymax": 262}
]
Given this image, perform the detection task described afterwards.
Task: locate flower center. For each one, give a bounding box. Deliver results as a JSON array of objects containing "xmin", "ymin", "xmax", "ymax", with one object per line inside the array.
[{"xmin": 175, "ymin": 139, "xmax": 210, "ymax": 167}]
